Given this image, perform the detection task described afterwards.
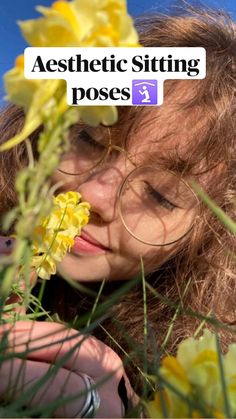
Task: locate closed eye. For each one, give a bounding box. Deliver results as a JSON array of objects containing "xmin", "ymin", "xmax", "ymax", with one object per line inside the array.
[
  {"xmin": 78, "ymin": 130, "xmax": 107, "ymax": 150},
  {"xmin": 144, "ymin": 182, "xmax": 178, "ymax": 211}
]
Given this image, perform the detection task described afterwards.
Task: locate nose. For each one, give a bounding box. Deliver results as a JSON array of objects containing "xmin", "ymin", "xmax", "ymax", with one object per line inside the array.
[{"xmin": 78, "ymin": 166, "xmax": 124, "ymax": 223}]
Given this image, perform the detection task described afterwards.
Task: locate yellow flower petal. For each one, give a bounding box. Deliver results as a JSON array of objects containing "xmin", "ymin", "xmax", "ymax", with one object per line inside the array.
[
  {"xmin": 54, "ymin": 191, "xmax": 82, "ymax": 207},
  {"xmin": 52, "ymin": 1, "xmax": 81, "ymax": 35},
  {"xmin": 15, "ymin": 54, "xmax": 25, "ymax": 69},
  {"xmin": 1, "ymin": 54, "xmax": 66, "ymax": 151},
  {"xmin": 145, "ymin": 391, "xmax": 170, "ymax": 418},
  {"xmin": 32, "ymin": 254, "xmax": 57, "ymax": 279},
  {"xmin": 79, "ymin": 105, "xmax": 118, "ymax": 126},
  {"xmin": 4, "ymin": 59, "xmax": 41, "ymax": 111},
  {"xmin": 161, "ymin": 356, "xmax": 191, "ymax": 395}
]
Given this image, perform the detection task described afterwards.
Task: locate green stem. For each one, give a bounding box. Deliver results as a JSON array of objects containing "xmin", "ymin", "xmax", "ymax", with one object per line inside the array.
[{"xmin": 191, "ymin": 181, "xmax": 236, "ymax": 235}]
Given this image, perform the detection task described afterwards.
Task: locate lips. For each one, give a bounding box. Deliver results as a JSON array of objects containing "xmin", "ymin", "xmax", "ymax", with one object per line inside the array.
[{"xmin": 71, "ymin": 231, "xmax": 110, "ymax": 255}]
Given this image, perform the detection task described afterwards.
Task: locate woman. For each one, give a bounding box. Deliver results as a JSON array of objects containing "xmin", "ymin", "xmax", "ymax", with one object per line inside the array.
[{"xmin": 0, "ymin": 6, "xmax": 235, "ymax": 417}]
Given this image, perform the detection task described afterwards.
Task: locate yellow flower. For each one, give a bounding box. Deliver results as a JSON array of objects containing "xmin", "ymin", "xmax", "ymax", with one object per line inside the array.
[
  {"xmin": 161, "ymin": 355, "xmax": 191, "ymax": 395},
  {"xmin": 19, "ymin": 0, "xmax": 140, "ymax": 47},
  {"xmin": 146, "ymin": 330, "xmax": 236, "ymax": 418},
  {"xmin": 31, "ymin": 191, "xmax": 90, "ymax": 279},
  {"xmin": 146, "ymin": 356, "xmax": 192, "ymax": 418},
  {"xmin": 177, "ymin": 331, "xmax": 222, "ymax": 406},
  {"xmin": 4, "ymin": 55, "xmax": 42, "ymax": 112},
  {"xmin": 146, "ymin": 389, "xmax": 191, "ymax": 418},
  {"xmin": 2, "ymin": 53, "xmax": 68, "ymax": 152},
  {"xmin": 31, "ymin": 254, "xmax": 57, "ymax": 280},
  {"xmin": 219, "ymin": 344, "xmax": 236, "ymax": 415},
  {"xmin": 1, "ymin": 0, "xmax": 139, "ymax": 151}
]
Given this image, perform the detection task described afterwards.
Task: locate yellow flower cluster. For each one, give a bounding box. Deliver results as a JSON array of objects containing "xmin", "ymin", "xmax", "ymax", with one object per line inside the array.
[
  {"xmin": 31, "ymin": 191, "xmax": 90, "ymax": 279},
  {"xmin": 146, "ymin": 330, "xmax": 236, "ymax": 418},
  {"xmin": 19, "ymin": 0, "xmax": 139, "ymax": 48},
  {"xmin": 1, "ymin": 0, "xmax": 140, "ymax": 151}
]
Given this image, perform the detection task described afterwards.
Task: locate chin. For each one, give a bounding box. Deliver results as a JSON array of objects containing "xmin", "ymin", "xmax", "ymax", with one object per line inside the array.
[
  {"xmin": 56, "ymin": 252, "xmax": 113, "ymax": 282},
  {"xmin": 56, "ymin": 251, "xmax": 140, "ymax": 282}
]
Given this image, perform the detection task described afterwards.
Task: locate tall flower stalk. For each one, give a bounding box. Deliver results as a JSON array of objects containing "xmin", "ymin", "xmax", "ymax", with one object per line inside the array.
[
  {"xmin": 0, "ymin": 0, "xmax": 140, "ymax": 306},
  {"xmin": 1, "ymin": 103, "xmax": 84, "ymax": 299}
]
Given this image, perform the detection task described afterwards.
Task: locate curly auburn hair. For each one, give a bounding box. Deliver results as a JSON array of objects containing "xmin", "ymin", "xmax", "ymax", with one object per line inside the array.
[{"xmin": 0, "ymin": 6, "xmax": 235, "ymax": 390}]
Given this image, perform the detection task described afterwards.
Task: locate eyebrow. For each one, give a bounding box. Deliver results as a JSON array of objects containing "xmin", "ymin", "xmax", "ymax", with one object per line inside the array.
[
  {"xmin": 132, "ymin": 146, "xmax": 197, "ymax": 178},
  {"xmin": 161, "ymin": 155, "xmax": 196, "ymax": 176},
  {"xmin": 71, "ymin": 122, "xmax": 198, "ymax": 177}
]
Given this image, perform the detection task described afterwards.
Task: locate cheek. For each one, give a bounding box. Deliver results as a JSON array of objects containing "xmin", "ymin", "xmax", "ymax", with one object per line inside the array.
[
  {"xmin": 119, "ymin": 232, "xmax": 180, "ymax": 275},
  {"xmin": 50, "ymin": 171, "xmax": 80, "ymax": 193}
]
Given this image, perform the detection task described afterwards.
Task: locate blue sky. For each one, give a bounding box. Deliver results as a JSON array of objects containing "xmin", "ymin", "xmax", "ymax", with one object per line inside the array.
[{"xmin": 0, "ymin": 0, "xmax": 235, "ymax": 100}]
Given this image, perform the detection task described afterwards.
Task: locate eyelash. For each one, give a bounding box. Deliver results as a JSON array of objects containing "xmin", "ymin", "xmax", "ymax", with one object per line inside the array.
[
  {"xmin": 78, "ymin": 130, "xmax": 106, "ymax": 150},
  {"xmin": 144, "ymin": 182, "xmax": 177, "ymax": 211}
]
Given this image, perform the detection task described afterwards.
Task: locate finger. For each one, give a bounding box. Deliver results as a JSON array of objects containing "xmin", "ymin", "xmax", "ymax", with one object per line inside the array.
[
  {"xmin": 1, "ymin": 322, "xmax": 124, "ymax": 381},
  {"xmin": 94, "ymin": 378, "xmax": 125, "ymax": 418},
  {"xmin": 0, "ymin": 322, "xmax": 126, "ymax": 417},
  {"xmin": 0, "ymin": 357, "xmax": 125, "ymax": 418},
  {"xmin": 0, "ymin": 358, "xmax": 92, "ymax": 417}
]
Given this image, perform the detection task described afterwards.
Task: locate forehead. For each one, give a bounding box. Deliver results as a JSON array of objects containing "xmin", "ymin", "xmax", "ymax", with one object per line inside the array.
[
  {"xmin": 116, "ymin": 81, "xmax": 206, "ymax": 174},
  {"xmin": 75, "ymin": 79, "xmax": 210, "ymax": 177}
]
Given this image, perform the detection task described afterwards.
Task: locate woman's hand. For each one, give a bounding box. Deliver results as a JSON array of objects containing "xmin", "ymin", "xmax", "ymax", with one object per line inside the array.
[
  {"xmin": 0, "ymin": 236, "xmax": 137, "ymax": 417},
  {"xmin": 0, "ymin": 321, "xmax": 134, "ymax": 417}
]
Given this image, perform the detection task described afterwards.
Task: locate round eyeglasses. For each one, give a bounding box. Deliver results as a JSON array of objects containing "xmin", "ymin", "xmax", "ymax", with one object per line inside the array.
[{"xmin": 57, "ymin": 126, "xmax": 199, "ymax": 246}]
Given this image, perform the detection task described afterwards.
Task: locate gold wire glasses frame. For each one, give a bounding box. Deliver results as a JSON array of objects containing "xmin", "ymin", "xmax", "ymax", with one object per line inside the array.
[{"xmin": 57, "ymin": 128, "xmax": 200, "ymax": 246}]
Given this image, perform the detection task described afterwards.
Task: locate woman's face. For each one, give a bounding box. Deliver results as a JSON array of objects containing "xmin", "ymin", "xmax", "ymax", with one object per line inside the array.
[{"xmin": 52, "ymin": 108, "xmax": 199, "ymax": 282}]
